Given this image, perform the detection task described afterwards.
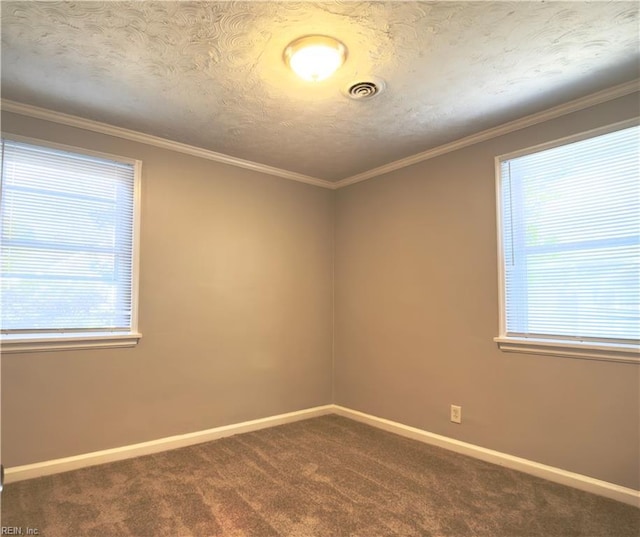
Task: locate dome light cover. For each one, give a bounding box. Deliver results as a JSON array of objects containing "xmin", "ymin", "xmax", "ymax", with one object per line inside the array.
[{"xmin": 284, "ymin": 36, "xmax": 347, "ymax": 82}]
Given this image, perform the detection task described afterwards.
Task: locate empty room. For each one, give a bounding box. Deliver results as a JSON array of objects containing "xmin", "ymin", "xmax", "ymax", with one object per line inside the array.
[{"xmin": 1, "ymin": 2, "xmax": 639, "ymax": 536}]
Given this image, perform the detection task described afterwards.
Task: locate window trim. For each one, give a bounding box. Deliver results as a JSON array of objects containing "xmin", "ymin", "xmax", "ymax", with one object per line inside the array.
[
  {"xmin": 1, "ymin": 134, "xmax": 142, "ymax": 353},
  {"xmin": 494, "ymin": 118, "xmax": 640, "ymax": 364}
]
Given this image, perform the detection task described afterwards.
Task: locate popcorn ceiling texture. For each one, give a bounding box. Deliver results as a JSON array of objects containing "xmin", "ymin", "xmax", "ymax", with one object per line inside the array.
[{"xmin": 1, "ymin": 1, "xmax": 639, "ymax": 181}]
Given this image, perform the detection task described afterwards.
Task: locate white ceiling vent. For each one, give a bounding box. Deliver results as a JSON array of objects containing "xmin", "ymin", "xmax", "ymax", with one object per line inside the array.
[{"xmin": 345, "ymin": 78, "xmax": 385, "ymax": 100}]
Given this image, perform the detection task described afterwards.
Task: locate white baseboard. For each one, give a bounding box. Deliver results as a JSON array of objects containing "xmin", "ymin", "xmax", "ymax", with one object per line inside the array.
[
  {"xmin": 6, "ymin": 403, "xmax": 639, "ymax": 508},
  {"xmin": 4, "ymin": 404, "xmax": 334, "ymax": 484},
  {"xmin": 332, "ymin": 405, "xmax": 640, "ymax": 508}
]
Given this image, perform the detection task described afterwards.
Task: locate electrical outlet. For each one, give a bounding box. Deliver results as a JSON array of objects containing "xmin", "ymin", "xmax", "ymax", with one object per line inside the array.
[{"xmin": 450, "ymin": 405, "xmax": 462, "ymax": 424}]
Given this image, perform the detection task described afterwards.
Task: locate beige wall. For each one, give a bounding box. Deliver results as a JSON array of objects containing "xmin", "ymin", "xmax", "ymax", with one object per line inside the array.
[
  {"xmin": 2, "ymin": 94, "xmax": 639, "ymax": 491},
  {"xmin": 334, "ymin": 93, "xmax": 640, "ymax": 490},
  {"xmin": 1, "ymin": 111, "xmax": 334, "ymax": 467}
]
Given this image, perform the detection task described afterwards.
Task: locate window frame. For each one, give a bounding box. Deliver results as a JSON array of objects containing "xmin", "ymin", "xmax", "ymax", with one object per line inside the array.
[
  {"xmin": 494, "ymin": 118, "xmax": 640, "ymax": 364},
  {"xmin": 1, "ymin": 134, "xmax": 142, "ymax": 353}
]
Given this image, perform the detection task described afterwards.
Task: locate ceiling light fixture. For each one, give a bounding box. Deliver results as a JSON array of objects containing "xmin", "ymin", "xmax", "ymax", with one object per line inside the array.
[{"xmin": 284, "ymin": 35, "xmax": 347, "ymax": 82}]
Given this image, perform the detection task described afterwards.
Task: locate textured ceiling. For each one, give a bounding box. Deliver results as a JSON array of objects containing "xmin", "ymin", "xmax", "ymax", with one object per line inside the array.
[{"xmin": 1, "ymin": 1, "xmax": 639, "ymax": 183}]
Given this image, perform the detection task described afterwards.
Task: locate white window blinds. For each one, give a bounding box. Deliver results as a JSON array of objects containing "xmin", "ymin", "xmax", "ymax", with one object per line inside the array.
[
  {"xmin": 1, "ymin": 139, "xmax": 137, "ymax": 334},
  {"xmin": 499, "ymin": 124, "xmax": 640, "ymax": 345}
]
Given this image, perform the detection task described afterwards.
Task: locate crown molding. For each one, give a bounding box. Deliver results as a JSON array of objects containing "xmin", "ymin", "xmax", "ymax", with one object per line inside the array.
[
  {"xmin": 3, "ymin": 79, "xmax": 638, "ymax": 191},
  {"xmin": 0, "ymin": 99, "xmax": 335, "ymax": 190},
  {"xmin": 335, "ymin": 79, "xmax": 640, "ymax": 189}
]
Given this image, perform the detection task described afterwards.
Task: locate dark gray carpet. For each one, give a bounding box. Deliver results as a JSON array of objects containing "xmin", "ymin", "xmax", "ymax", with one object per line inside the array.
[{"xmin": 2, "ymin": 415, "xmax": 639, "ymax": 536}]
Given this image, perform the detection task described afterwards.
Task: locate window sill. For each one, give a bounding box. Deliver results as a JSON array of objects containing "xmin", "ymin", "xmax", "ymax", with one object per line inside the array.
[
  {"xmin": 494, "ymin": 336, "xmax": 639, "ymax": 364},
  {"xmin": 1, "ymin": 332, "xmax": 142, "ymax": 353}
]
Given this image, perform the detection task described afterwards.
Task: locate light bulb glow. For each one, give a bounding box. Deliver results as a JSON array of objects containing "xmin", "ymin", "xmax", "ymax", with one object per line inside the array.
[{"xmin": 284, "ymin": 36, "xmax": 347, "ymax": 82}]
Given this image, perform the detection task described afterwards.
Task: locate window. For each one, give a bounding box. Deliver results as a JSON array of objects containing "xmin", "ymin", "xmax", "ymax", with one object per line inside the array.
[
  {"xmin": 495, "ymin": 121, "xmax": 639, "ymax": 363},
  {"xmin": 1, "ymin": 136, "xmax": 141, "ymax": 352}
]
